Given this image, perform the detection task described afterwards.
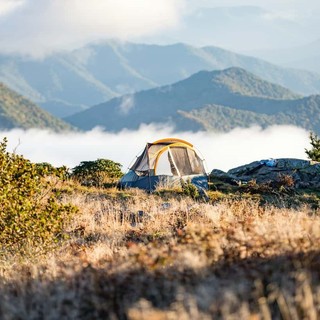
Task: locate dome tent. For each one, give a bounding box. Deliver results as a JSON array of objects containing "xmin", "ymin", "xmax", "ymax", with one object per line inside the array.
[{"xmin": 119, "ymin": 138, "xmax": 208, "ymax": 192}]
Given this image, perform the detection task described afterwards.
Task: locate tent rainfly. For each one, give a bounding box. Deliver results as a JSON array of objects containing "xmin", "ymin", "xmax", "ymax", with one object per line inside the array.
[{"xmin": 119, "ymin": 138, "xmax": 208, "ymax": 192}]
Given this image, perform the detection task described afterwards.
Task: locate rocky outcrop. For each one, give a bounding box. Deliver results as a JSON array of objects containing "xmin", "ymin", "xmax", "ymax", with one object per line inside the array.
[{"xmin": 211, "ymin": 158, "xmax": 320, "ymax": 189}]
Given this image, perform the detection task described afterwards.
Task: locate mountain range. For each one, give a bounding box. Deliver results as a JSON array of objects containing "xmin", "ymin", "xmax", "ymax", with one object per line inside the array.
[
  {"xmin": 0, "ymin": 82, "xmax": 74, "ymax": 132},
  {"xmin": 1, "ymin": 41, "xmax": 320, "ymax": 118},
  {"xmin": 65, "ymin": 67, "xmax": 320, "ymax": 134},
  {"xmin": 250, "ymin": 38, "xmax": 320, "ymax": 74}
]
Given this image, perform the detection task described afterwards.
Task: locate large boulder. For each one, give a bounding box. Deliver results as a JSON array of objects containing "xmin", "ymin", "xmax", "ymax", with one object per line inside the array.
[
  {"xmin": 211, "ymin": 158, "xmax": 320, "ymax": 189},
  {"xmin": 210, "ymin": 169, "xmax": 239, "ymax": 185}
]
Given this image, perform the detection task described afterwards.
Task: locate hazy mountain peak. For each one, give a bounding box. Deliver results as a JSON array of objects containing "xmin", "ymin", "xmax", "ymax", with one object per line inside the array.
[{"xmin": 180, "ymin": 67, "xmax": 299, "ymax": 100}]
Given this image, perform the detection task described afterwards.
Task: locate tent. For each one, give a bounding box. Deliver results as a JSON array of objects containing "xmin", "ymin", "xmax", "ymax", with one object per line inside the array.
[{"xmin": 119, "ymin": 138, "xmax": 208, "ymax": 192}]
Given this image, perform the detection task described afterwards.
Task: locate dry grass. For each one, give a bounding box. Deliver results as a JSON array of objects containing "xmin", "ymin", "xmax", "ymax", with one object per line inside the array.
[{"xmin": 0, "ymin": 187, "xmax": 319, "ymax": 319}]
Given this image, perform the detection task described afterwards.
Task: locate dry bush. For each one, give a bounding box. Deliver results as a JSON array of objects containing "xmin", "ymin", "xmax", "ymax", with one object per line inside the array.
[
  {"xmin": 240, "ymin": 174, "xmax": 296, "ymax": 196},
  {"xmin": 0, "ymin": 188, "xmax": 319, "ymax": 319}
]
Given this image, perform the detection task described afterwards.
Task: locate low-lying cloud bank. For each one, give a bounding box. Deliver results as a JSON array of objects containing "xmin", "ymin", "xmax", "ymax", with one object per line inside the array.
[{"xmin": 0, "ymin": 125, "xmax": 310, "ymax": 172}]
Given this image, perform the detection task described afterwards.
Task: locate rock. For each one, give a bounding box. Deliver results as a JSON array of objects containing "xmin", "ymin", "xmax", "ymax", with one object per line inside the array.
[
  {"xmin": 210, "ymin": 169, "xmax": 240, "ymax": 185},
  {"xmin": 212, "ymin": 158, "xmax": 320, "ymax": 189}
]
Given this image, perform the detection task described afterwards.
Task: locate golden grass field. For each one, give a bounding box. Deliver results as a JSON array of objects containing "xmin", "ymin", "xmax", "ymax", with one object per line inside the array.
[{"xmin": 0, "ymin": 183, "xmax": 319, "ymax": 320}]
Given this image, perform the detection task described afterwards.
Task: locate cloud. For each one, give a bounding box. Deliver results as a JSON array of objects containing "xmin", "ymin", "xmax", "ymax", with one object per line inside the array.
[
  {"xmin": 118, "ymin": 95, "xmax": 135, "ymax": 115},
  {"xmin": 0, "ymin": 0, "xmax": 24, "ymax": 16},
  {"xmin": 0, "ymin": 0, "xmax": 185, "ymax": 57},
  {"xmin": 262, "ymin": 11, "xmax": 298, "ymax": 22},
  {"xmin": 0, "ymin": 125, "xmax": 310, "ymax": 172},
  {"xmin": 188, "ymin": 0, "xmax": 320, "ymax": 12}
]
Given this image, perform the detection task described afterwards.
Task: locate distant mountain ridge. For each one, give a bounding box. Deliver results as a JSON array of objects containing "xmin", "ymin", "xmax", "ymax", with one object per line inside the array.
[
  {"xmin": 1, "ymin": 41, "xmax": 320, "ymax": 118},
  {"xmin": 180, "ymin": 95, "xmax": 320, "ymax": 132},
  {"xmin": 0, "ymin": 83, "xmax": 74, "ymax": 132},
  {"xmin": 65, "ymin": 67, "xmax": 320, "ymax": 133},
  {"xmin": 250, "ymin": 39, "xmax": 320, "ymax": 74}
]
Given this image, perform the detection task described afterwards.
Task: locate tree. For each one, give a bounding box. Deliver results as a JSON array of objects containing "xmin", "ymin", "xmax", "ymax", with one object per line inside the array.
[
  {"xmin": 305, "ymin": 132, "xmax": 320, "ymax": 162},
  {"xmin": 71, "ymin": 159, "xmax": 123, "ymax": 187}
]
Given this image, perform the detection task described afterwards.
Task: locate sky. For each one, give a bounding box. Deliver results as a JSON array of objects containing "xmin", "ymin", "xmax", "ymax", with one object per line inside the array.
[
  {"xmin": 0, "ymin": 0, "xmax": 319, "ymax": 57},
  {"xmin": 189, "ymin": 0, "xmax": 320, "ymax": 10},
  {"xmin": 0, "ymin": 0, "xmax": 184, "ymax": 57}
]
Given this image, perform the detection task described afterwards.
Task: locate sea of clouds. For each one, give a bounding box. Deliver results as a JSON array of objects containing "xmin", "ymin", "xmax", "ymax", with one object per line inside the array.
[{"xmin": 0, "ymin": 124, "xmax": 310, "ymax": 173}]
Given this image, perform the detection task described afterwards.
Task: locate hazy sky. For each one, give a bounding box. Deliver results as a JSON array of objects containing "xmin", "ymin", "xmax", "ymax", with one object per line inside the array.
[
  {"xmin": 0, "ymin": 0, "xmax": 184, "ymax": 57},
  {"xmin": 189, "ymin": 0, "xmax": 319, "ymax": 10},
  {"xmin": 188, "ymin": 0, "xmax": 320, "ymax": 17},
  {"xmin": 0, "ymin": 0, "xmax": 319, "ymax": 57}
]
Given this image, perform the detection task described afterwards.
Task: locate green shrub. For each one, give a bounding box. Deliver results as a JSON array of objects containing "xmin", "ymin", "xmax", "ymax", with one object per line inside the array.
[
  {"xmin": 181, "ymin": 179, "xmax": 199, "ymax": 199},
  {"xmin": 71, "ymin": 159, "xmax": 123, "ymax": 187},
  {"xmin": 0, "ymin": 138, "xmax": 77, "ymax": 254},
  {"xmin": 35, "ymin": 162, "xmax": 70, "ymax": 180},
  {"xmin": 305, "ymin": 132, "xmax": 320, "ymax": 162}
]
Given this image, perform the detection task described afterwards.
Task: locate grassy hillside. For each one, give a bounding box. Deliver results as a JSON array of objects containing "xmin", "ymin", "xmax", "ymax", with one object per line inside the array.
[
  {"xmin": 65, "ymin": 67, "xmax": 320, "ymax": 133},
  {"xmin": 0, "ymin": 82, "xmax": 75, "ymax": 131},
  {"xmin": 180, "ymin": 95, "xmax": 320, "ymax": 132},
  {"xmin": 179, "ymin": 104, "xmax": 289, "ymax": 131},
  {"xmin": 1, "ymin": 41, "xmax": 320, "ymax": 117},
  {"xmin": 0, "ymin": 181, "xmax": 319, "ymax": 319}
]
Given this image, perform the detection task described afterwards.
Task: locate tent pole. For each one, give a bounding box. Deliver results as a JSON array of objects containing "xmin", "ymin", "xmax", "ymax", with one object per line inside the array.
[{"xmin": 146, "ymin": 143, "xmax": 152, "ymax": 192}]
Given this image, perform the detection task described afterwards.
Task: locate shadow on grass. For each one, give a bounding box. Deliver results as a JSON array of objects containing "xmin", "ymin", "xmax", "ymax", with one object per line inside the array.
[{"xmin": 0, "ymin": 250, "xmax": 319, "ymax": 319}]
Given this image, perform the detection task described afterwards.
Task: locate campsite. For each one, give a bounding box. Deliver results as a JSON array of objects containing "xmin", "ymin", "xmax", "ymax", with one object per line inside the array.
[
  {"xmin": 1, "ymin": 1, "xmax": 320, "ymax": 319},
  {"xmin": 0, "ymin": 135, "xmax": 319, "ymax": 319}
]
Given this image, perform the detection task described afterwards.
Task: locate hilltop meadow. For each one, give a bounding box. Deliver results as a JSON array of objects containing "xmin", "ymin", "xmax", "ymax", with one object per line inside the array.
[
  {"xmin": 0, "ymin": 139, "xmax": 319, "ymax": 320},
  {"xmin": 1, "ymin": 1, "xmax": 320, "ymax": 318}
]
